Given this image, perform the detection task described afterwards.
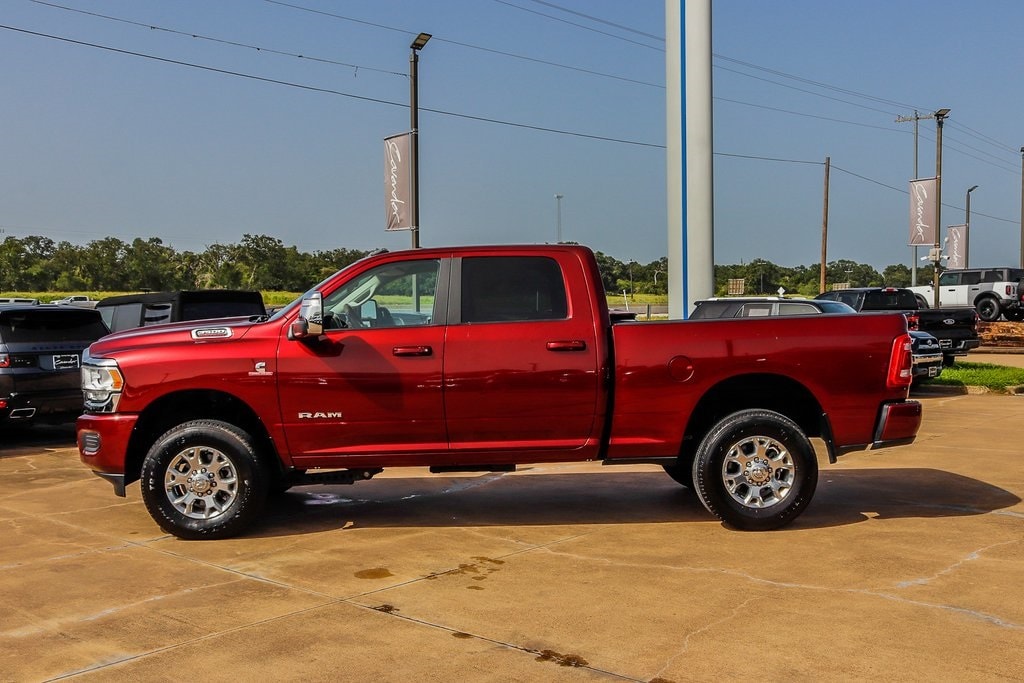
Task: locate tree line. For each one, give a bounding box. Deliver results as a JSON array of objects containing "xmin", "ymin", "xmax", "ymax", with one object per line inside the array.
[{"xmin": 0, "ymin": 234, "xmax": 930, "ymax": 296}]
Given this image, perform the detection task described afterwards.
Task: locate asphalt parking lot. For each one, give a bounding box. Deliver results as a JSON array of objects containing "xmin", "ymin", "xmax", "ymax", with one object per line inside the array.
[{"xmin": 2, "ymin": 391, "xmax": 1023, "ymax": 682}]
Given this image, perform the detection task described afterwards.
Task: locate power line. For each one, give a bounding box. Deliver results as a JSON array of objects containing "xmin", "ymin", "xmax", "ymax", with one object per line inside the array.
[
  {"xmin": 28, "ymin": 0, "xmax": 405, "ymax": 77},
  {"xmin": 490, "ymin": 0, "xmax": 662, "ymax": 50},
  {"xmin": 265, "ymin": 0, "xmax": 662, "ymax": 88},
  {"xmin": 831, "ymin": 165, "xmax": 1018, "ymax": 224},
  {"xmin": 523, "ymin": 0, "xmax": 664, "ymax": 41},
  {"xmin": 714, "ymin": 97, "xmax": 905, "ymax": 133},
  {"xmin": 714, "ymin": 64, "xmax": 899, "ymax": 118},
  {"xmin": 0, "ymin": 23, "xmax": 664, "ymax": 149}
]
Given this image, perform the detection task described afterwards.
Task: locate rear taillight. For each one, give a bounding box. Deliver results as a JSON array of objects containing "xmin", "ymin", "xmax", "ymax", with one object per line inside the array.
[
  {"xmin": 905, "ymin": 313, "xmax": 920, "ymax": 331},
  {"xmin": 0, "ymin": 353, "xmax": 9, "ymax": 369},
  {"xmin": 887, "ymin": 334, "xmax": 914, "ymax": 389},
  {"xmin": 1006, "ymin": 285, "xmax": 1014, "ymax": 296}
]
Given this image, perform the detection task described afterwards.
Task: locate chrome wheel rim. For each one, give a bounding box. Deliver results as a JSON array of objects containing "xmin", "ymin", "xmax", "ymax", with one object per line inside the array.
[
  {"xmin": 721, "ymin": 435, "xmax": 795, "ymax": 509},
  {"xmin": 164, "ymin": 446, "xmax": 239, "ymax": 520}
]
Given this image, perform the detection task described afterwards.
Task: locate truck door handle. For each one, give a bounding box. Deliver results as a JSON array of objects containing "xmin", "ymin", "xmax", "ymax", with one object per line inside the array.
[
  {"xmin": 393, "ymin": 346, "xmax": 432, "ymax": 357},
  {"xmin": 546, "ymin": 340, "xmax": 587, "ymax": 352}
]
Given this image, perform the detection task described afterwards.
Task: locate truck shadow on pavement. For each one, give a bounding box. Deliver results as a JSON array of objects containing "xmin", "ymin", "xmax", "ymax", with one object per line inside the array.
[
  {"xmin": 250, "ymin": 467, "xmax": 1020, "ymax": 538},
  {"xmin": 0, "ymin": 424, "xmax": 76, "ymax": 456}
]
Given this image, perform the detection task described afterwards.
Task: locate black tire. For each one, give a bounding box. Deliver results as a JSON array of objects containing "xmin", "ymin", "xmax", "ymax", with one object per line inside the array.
[
  {"xmin": 976, "ymin": 297, "xmax": 1002, "ymax": 322},
  {"xmin": 662, "ymin": 459, "xmax": 694, "ymax": 488},
  {"xmin": 693, "ymin": 409, "xmax": 818, "ymax": 531},
  {"xmin": 141, "ymin": 420, "xmax": 269, "ymax": 540},
  {"xmin": 1005, "ymin": 310, "xmax": 1024, "ymax": 322}
]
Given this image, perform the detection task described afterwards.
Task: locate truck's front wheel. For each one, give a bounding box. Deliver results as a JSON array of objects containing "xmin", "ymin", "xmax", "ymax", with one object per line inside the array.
[
  {"xmin": 693, "ymin": 410, "xmax": 818, "ymax": 531},
  {"xmin": 141, "ymin": 420, "xmax": 269, "ymax": 540}
]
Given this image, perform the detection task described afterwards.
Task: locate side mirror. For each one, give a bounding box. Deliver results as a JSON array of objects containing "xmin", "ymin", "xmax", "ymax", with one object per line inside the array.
[{"xmin": 288, "ymin": 292, "xmax": 324, "ymax": 340}]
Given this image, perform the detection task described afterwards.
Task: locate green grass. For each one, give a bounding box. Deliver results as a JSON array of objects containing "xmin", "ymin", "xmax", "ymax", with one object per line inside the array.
[{"xmin": 927, "ymin": 361, "xmax": 1024, "ymax": 391}]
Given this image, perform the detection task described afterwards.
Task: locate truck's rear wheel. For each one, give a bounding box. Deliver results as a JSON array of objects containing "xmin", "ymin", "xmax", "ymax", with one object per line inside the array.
[
  {"xmin": 693, "ymin": 410, "xmax": 818, "ymax": 531},
  {"xmin": 141, "ymin": 420, "xmax": 269, "ymax": 540},
  {"xmin": 976, "ymin": 297, "xmax": 1002, "ymax": 322}
]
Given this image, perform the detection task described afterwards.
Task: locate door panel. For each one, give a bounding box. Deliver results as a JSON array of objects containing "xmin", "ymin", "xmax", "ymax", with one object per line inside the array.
[
  {"xmin": 443, "ymin": 255, "xmax": 601, "ymax": 458},
  {"xmin": 278, "ymin": 257, "xmax": 447, "ymax": 463}
]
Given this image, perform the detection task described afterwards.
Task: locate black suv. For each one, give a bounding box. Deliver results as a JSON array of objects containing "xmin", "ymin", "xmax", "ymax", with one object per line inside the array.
[
  {"xmin": 0, "ymin": 304, "xmax": 109, "ymax": 427},
  {"xmin": 96, "ymin": 290, "xmax": 266, "ymax": 333}
]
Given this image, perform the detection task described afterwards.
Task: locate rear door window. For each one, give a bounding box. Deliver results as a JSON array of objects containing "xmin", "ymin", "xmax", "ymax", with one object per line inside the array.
[{"xmin": 460, "ymin": 256, "xmax": 567, "ymax": 323}]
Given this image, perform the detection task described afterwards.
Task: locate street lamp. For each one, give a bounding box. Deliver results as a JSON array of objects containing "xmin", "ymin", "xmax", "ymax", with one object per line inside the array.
[
  {"xmin": 409, "ymin": 32, "xmax": 431, "ymax": 249},
  {"xmin": 1020, "ymin": 147, "xmax": 1024, "ymax": 268},
  {"xmin": 554, "ymin": 194, "xmax": 563, "ymax": 243},
  {"xmin": 932, "ymin": 108, "xmax": 951, "ymax": 308},
  {"xmin": 965, "ymin": 185, "xmax": 978, "ymax": 268}
]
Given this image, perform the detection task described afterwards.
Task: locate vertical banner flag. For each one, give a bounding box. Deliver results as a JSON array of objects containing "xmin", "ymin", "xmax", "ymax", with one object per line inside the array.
[
  {"xmin": 384, "ymin": 133, "xmax": 413, "ymax": 231},
  {"xmin": 908, "ymin": 178, "xmax": 937, "ymax": 246},
  {"xmin": 947, "ymin": 225, "xmax": 966, "ymax": 269}
]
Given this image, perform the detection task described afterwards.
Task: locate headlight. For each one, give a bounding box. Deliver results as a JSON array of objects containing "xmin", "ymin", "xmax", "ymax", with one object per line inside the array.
[{"xmin": 81, "ymin": 352, "xmax": 124, "ymax": 413}]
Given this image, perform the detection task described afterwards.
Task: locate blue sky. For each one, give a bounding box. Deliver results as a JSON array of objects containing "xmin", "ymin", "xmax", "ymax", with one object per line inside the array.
[{"xmin": 1, "ymin": 0, "xmax": 1022, "ymax": 270}]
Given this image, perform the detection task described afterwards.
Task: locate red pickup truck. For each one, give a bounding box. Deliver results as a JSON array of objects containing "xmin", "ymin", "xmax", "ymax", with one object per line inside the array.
[{"xmin": 77, "ymin": 245, "xmax": 922, "ymax": 539}]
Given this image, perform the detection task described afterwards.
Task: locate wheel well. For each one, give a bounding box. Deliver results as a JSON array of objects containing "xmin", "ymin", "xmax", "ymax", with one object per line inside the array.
[
  {"xmin": 678, "ymin": 373, "xmax": 824, "ymax": 463},
  {"xmin": 123, "ymin": 390, "xmax": 282, "ymax": 487},
  {"xmin": 914, "ymin": 295, "xmax": 929, "ymax": 309},
  {"xmin": 973, "ymin": 294, "xmax": 999, "ymax": 307}
]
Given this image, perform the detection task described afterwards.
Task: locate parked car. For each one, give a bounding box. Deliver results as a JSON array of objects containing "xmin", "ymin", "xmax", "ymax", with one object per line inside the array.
[
  {"xmin": 55, "ymin": 295, "xmax": 98, "ymax": 308},
  {"xmin": 691, "ymin": 296, "xmax": 943, "ymax": 383},
  {"xmin": 77, "ymin": 245, "xmax": 921, "ymax": 539},
  {"xmin": 816, "ymin": 287, "xmax": 979, "ymax": 365},
  {"xmin": 690, "ymin": 296, "xmax": 855, "ymax": 319},
  {"xmin": 1, "ymin": 304, "xmax": 109, "ymax": 427},
  {"xmin": 96, "ymin": 290, "xmax": 266, "ymax": 333},
  {"xmin": 0, "ymin": 297, "xmax": 40, "ymax": 305}
]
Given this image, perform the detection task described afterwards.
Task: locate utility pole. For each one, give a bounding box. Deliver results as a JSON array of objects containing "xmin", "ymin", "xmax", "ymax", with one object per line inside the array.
[
  {"xmin": 896, "ymin": 111, "xmax": 926, "ymax": 285},
  {"xmin": 819, "ymin": 156, "xmax": 830, "ymax": 294},
  {"xmin": 1020, "ymin": 147, "xmax": 1024, "ymax": 268},
  {"xmin": 932, "ymin": 108, "xmax": 951, "ymax": 308}
]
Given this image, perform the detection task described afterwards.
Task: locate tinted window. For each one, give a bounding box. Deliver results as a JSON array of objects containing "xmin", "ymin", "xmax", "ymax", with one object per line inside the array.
[
  {"xmin": 107, "ymin": 303, "xmax": 143, "ymax": 331},
  {"xmin": 690, "ymin": 301, "xmax": 743, "ymax": 319},
  {"xmin": 142, "ymin": 302, "xmax": 173, "ymax": 327},
  {"xmin": 181, "ymin": 300, "xmax": 265, "ymax": 320},
  {"xmin": 862, "ymin": 290, "xmax": 918, "ymax": 310},
  {"xmin": 739, "ymin": 303, "xmax": 773, "ymax": 317},
  {"xmin": 461, "ymin": 257, "xmax": 567, "ymax": 323},
  {"xmin": 938, "ymin": 272, "xmax": 960, "ymax": 286},
  {"xmin": 961, "ymin": 271, "xmax": 982, "ymax": 285},
  {"xmin": 0, "ymin": 309, "xmax": 107, "ymax": 343},
  {"xmin": 777, "ymin": 302, "xmax": 819, "ymax": 315}
]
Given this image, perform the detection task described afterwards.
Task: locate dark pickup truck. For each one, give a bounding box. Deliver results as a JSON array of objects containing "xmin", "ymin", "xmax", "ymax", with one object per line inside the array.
[{"xmin": 817, "ymin": 287, "xmax": 979, "ymax": 365}]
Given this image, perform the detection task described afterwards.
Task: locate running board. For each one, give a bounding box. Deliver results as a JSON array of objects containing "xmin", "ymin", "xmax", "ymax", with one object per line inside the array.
[
  {"xmin": 429, "ymin": 464, "xmax": 516, "ymax": 473},
  {"xmin": 290, "ymin": 468, "xmax": 382, "ymax": 486}
]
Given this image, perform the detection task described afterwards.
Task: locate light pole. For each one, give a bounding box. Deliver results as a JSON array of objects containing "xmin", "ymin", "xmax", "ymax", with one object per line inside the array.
[
  {"xmin": 409, "ymin": 32, "xmax": 431, "ymax": 249},
  {"xmin": 932, "ymin": 108, "xmax": 950, "ymax": 308},
  {"xmin": 1020, "ymin": 147, "xmax": 1024, "ymax": 268},
  {"xmin": 965, "ymin": 185, "xmax": 978, "ymax": 268},
  {"xmin": 554, "ymin": 194, "xmax": 563, "ymax": 243}
]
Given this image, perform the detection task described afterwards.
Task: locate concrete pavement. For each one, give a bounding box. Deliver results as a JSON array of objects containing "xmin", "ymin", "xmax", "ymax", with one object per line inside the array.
[{"xmin": 1, "ymin": 392, "xmax": 1023, "ymax": 682}]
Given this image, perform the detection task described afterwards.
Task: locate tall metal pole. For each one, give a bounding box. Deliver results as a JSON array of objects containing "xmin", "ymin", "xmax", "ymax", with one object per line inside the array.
[
  {"xmin": 1020, "ymin": 147, "xmax": 1024, "ymax": 268},
  {"xmin": 897, "ymin": 111, "xmax": 922, "ymax": 285},
  {"xmin": 933, "ymin": 109, "xmax": 950, "ymax": 308},
  {"xmin": 409, "ymin": 33, "xmax": 431, "ymax": 249},
  {"xmin": 555, "ymin": 194, "xmax": 563, "ymax": 243},
  {"xmin": 966, "ymin": 185, "xmax": 978, "ymax": 268},
  {"xmin": 819, "ymin": 156, "xmax": 830, "ymax": 294}
]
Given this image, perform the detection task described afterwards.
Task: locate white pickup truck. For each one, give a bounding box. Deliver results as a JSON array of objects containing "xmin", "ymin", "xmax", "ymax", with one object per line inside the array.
[{"xmin": 908, "ymin": 266, "xmax": 1024, "ymax": 322}]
